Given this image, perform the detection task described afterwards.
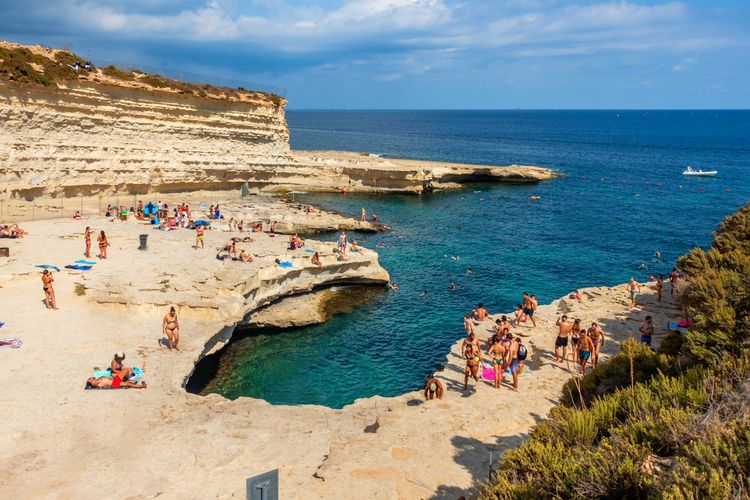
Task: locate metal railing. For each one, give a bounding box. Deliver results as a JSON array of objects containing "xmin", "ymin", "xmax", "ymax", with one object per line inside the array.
[{"xmin": 90, "ymin": 58, "xmax": 287, "ymax": 97}]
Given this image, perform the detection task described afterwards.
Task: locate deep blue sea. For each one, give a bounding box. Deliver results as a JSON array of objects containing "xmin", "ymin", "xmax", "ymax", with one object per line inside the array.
[{"xmin": 201, "ymin": 110, "xmax": 750, "ymax": 408}]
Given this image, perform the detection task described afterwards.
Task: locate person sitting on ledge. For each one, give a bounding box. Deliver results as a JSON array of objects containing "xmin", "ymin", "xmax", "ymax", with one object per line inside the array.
[
  {"xmin": 350, "ymin": 240, "xmax": 361, "ymax": 252},
  {"xmin": 423, "ymin": 377, "xmax": 444, "ymax": 400},
  {"xmin": 311, "ymin": 251, "xmax": 322, "ymax": 267},
  {"xmin": 239, "ymin": 249, "xmax": 253, "ymax": 263},
  {"xmin": 110, "ymin": 352, "xmax": 133, "ymax": 381},
  {"xmin": 569, "ymin": 289, "xmax": 582, "ymax": 300},
  {"xmin": 217, "ymin": 240, "xmax": 238, "ymax": 260}
]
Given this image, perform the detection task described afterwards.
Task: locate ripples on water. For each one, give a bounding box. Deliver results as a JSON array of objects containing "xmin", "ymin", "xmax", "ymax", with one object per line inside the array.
[{"xmin": 200, "ymin": 110, "xmax": 750, "ymax": 408}]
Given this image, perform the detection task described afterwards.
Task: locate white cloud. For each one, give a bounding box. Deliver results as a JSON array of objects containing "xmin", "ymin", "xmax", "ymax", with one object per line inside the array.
[{"xmin": 673, "ymin": 57, "xmax": 696, "ymax": 72}]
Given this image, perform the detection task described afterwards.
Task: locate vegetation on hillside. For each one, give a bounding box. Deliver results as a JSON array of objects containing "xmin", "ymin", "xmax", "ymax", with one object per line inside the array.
[
  {"xmin": 482, "ymin": 202, "xmax": 750, "ymax": 499},
  {"xmin": 0, "ymin": 43, "xmax": 285, "ymax": 106},
  {"xmin": 0, "ymin": 46, "xmax": 91, "ymax": 86}
]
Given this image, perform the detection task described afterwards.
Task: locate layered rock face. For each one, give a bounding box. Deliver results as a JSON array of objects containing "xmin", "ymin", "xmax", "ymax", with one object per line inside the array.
[
  {"xmin": 1, "ymin": 79, "xmax": 557, "ymax": 200},
  {"xmin": 0, "ymin": 80, "xmax": 291, "ymax": 199}
]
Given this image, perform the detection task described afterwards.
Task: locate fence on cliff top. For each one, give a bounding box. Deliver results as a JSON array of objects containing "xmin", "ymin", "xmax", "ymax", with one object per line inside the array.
[{"xmin": 90, "ymin": 58, "xmax": 288, "ymax": 97}]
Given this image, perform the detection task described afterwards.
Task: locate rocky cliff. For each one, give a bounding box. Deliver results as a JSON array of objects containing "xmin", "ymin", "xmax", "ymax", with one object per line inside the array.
[
  {"xmin": 0, "ymin": 80, "xmax": 291, "ymax": 200},
  {"xmin": 1, "ymin": 42, "xmax": 558, "ymax": 201}
]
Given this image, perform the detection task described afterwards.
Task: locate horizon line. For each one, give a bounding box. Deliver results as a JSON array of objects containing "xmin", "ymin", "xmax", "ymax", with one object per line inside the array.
[{"xmin": 287, "ymin": 108, "xmax": 750, "ymax": 112}]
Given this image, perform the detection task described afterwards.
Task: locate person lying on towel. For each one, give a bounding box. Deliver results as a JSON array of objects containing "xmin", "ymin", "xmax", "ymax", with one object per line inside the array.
[{"xmin": 87, "ymin": 376, "xmax": 146, "ymax": 389}]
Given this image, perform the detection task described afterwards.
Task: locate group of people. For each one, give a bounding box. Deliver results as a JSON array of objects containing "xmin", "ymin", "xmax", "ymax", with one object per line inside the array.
[
  {"xmin": 360, "ymin": 207, "xmax": 378, "ymax": 224},
  {"xmin": 462, "ymin": 308, "xmax": 528, "ymax": 392},
  {"xmin": 0, "ymin": 224, "xmax": 26, "ymax": 238},
  {"xmin": 554, "ymin": 315, "xmax": 605, "ymax": 375},
  {"xmin": 83, "ymin": 227, "xmax": 109, "ymax": 259}
]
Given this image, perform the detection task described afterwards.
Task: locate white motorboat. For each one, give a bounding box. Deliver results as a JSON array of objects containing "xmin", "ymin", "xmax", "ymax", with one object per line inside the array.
[{"xmin": 682, "ymin": 166, "xmax": 718, "ymax": 177}]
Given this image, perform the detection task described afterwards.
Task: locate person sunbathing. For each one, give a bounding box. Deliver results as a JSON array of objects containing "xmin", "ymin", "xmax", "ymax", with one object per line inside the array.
[
  {"xmin": 239, "ymin": 249, "xmax": 253, "ymax": 262},
  {"xmin": 110, "ymin": 352, "xmax": 133, "ymax": 380},
  {"xmin": 217, "ymin": 240, "xmax": 238, "ymax": 259},
  {"xmin": 87, "ymin": 376, "xmax": 146, "ymax": 389},
  {"xmin": 311, "ymin": 251, "xmax": 322, "ymax": 267}
]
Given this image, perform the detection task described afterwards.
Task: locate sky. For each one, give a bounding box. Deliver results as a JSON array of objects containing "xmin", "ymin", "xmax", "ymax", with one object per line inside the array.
[{"xmin": 1, "ymin": 0, "xmax": 748, "ymax": 109}]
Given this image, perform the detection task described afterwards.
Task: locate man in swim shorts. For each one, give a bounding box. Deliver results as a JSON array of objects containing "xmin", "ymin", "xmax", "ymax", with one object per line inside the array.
[
  {"xmin": 639, "ymin": 316, "xmax": 655, "ymax": 347},
  {"xmin": 423, "ymin": 377, "xmax": 444, "ymax": 400},
  {"xmin": 521, "ymin": 292, "xmax": 537, "ymax": 328},
  {"xmin": 578, "ymin": 332, "xmax": 594, "ymax": 375},
  {"xmin": 195, "ymin": 225, "xmax": 205, "ymax": 249},
  {"xmin": 554, "ymin": 315, "xmax": 572, "ymax": 363},
  {"xmin": 506, "ymin": 332, "xmax": 521, "ymax": 392},
  {"xmin": 627, "ymin": 277, "xmax": 641, "ymax": 308},
  {"xmin": 587, "ymin": 322, "xmax": 605, "ymax": 367}
]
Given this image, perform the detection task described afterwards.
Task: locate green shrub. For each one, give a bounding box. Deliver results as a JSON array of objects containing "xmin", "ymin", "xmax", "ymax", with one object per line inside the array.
[
  {"xmin": 482, "ymin": 203, "xmax": 750, "ymax": 499},
  {"xmin": 102, "ymin": 65, "xmax": 134, "ymax": 81}
]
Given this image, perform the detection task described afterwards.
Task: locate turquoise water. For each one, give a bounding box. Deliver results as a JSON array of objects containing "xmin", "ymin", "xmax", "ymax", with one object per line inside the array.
[{"xmin": 198, "ymin": 110, "xmax": 750, "ymax": 408}]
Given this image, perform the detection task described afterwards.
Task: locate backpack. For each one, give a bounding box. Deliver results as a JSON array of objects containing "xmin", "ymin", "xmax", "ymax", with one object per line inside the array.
[{"xmin": 518, "ymin": 344, "xmax": 528, "ymax": 361}]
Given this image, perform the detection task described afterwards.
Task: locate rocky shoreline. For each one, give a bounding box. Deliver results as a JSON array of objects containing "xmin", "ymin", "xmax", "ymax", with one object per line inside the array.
[{"xmin": 0, "ymin": 193, "xmax": 679, "ymax": 497}]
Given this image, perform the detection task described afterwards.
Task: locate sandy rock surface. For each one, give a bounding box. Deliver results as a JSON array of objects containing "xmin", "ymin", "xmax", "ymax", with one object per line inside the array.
[{"xmin": 0, "ymin": 205, "xmax": 682, "ymax": 498}]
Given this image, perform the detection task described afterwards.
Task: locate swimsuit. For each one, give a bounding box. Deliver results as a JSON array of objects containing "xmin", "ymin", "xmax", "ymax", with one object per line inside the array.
[
  {"xmin": 579, "ymin": 350, "xmax": 591, "ymax": 362},
  {"xmin": 509, "ymin": 358, "xmax": 519, "ymax": 373},
  {"xmin": 571, "ymin": 336, "xmax": 579, "ymax": 346},
  {"xmin": 640, "ymin": 335, "xmax": 652, "ymax": 347},
  {"xmin": 523, "ymin": 307, "xmax": 533, "ymax": 316},
  {"xmin": 555, "ymin": 336, "xmax": 569, "ymax": 348}
]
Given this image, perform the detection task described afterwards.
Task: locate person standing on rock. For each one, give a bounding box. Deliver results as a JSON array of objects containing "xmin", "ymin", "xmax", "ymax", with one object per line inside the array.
[
  {"xmin": 97, "ymin": 230, "xmax": 109, "ymax": 259},
  {"xmin": 361, "ymin": 207, "xmax": 366, "ymax": 221},
  {"xmin": 587, "ymin": 322, "xmax": 605, "ymax": 367},
  {"xmin": 195, "ymin": 225, "xmax": 205, "ymax": 250},
  {"xmin": 42, "ymin": 270, "xmax": 58, "ymax": 310},
  {"xmin": 639, "ymin": 316, "xmax": 654, "ymax": 348},
  {"xmin": 163, "ymin": 306, "xmax": 180, "ymax": 351},
  {"xmin": 554, "ymin": 315, "xmax": 572, "ymax": 363},
  {"xmin": 84, "ymin": 226, "xmax": 92, "ymax": 258},
  {"xmin": 337, "ymin": 231, "xmax": 348, "ymax": 254},
  {"xmin": 627, "ymin": 277, "xmax": 641, "ymax": 308}
]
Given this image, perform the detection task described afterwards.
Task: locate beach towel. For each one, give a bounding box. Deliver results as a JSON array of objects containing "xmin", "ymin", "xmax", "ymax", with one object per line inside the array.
[
  {"xmin": 278, "ymin": 261, "xmax": 293, "ymax": 268},
  {"xmin": 36, "ymin": 265, "xmax": 60, "ymax": 272},
  {"xmin": 194, "ymin": 220, "xmax": 211, "ymax": 227},
  {"xmin": 305, "ymin": 249, "xmax": 315, "ymax": 253},
  {"xmin": 93, "ymin": 368, "xmax": 112, "ymax": 378},
  {"xmin": 65, "ymin": 265, "xmax": 92, "ymax": 271},
  {"xmin": 74, "ymin": 260, "xmax": 96, "ymax": 265},
  {"xmin": 668, "ymin": 323, "xmax": 689, "ymax": 332},
  {"xmin": 0, "ymin": 321, "xmax": 5, "ymax": 328},
  {"xmin": 0, "ymin": 339, "xmax": 22, "ymax": 349},
  {"xmin": 481, "ymin": 362, "xmax": 495, "ymax": 382}
]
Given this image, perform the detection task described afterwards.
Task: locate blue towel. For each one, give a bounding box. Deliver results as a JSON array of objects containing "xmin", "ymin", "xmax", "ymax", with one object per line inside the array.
[
  {"xmin": 75, "ymin": 260, "xmax": 96, "ymax": 265},
  {"xmin": 305, "ymin": 249, "xmax": 315, "ymax": 253},
  {"xmin": 65, "ymin": 265, "xmax": 92, "ymax": 271},
  {"xmin": 278, "ymin": 261, "xmax": 293, "ymax": 268},
  {"xmin": 36, "ymin": 265, "xmax": 60, "ymax": 272},
  {"xmin": 92, "ymin": 368, "xmax": 112, "ymax": 379}
]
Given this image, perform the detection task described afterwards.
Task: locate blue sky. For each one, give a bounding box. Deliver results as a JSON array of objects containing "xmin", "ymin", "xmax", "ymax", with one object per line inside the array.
[{"xmin": 1, "ymin": 0, "xmax": 748, "ymax": 108}]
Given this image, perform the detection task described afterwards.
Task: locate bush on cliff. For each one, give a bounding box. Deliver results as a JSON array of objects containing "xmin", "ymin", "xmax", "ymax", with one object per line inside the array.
[{"xmin": 481, "ymin": 202, "xmax": 750, "ymax": 499}]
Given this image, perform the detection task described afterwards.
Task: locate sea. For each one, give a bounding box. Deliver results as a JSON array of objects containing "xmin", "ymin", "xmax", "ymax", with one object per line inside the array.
[{"xmin": 195, "ymin": 110, "xmax": 750, "ymax": 408}]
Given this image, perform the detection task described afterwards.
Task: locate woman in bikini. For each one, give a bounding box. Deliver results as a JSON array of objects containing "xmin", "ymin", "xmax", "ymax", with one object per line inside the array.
[
  {"xmin": 587, "ymin": 322, "xmax": 605, "ymax": 368},
  {"xmin": 570, "ymin": 318, "xmax": 582, "ymax": 363},
  {"xmin": 41, "ymin": 270, "xmax": 58, "ymax": 310},
  {"xmin": 84, "ymin": 226, "xmax": 92, "ymax": 258},
  {"xmin": 97, "ymin": 230, "xmax": 109, "ymax": 259},
  {"xmin": 463, "ymin": 342, "xmax": 481, "ymax": 390},
  {"xmin": 163, "ymin": 306, "xmax": 180, "ymax": 351},
  {"xmin": 487, "ymin": 336, "xmax": 507, "ymax": 389}
]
